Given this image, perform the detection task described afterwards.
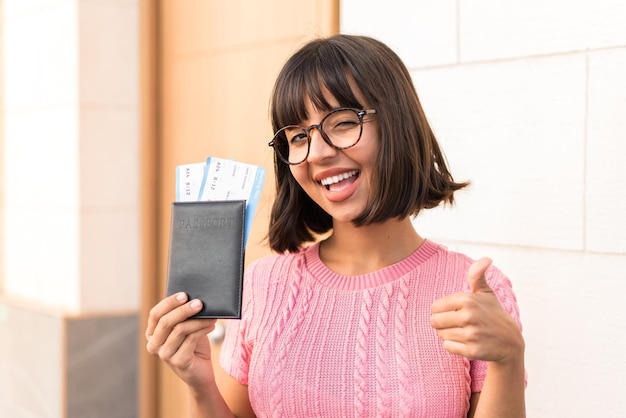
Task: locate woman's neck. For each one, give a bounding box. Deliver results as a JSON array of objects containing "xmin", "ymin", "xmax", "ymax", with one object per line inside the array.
[{"xmin": 318, "ymin": 217, "xmax": 424, "ymax": 276}]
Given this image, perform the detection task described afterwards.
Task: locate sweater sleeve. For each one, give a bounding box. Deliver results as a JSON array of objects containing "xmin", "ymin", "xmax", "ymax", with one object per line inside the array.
[{"xmin": 469, "ymin": 265, "xmax": 525, "ymax": 392}]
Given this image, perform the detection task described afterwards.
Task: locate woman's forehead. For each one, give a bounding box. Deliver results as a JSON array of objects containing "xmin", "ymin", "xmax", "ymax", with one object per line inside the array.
[
  {"xmin": 306, "ymin": 76, "xmax": 367, "ymax": 110},
  {"xmin": 274, "ymin": 67, "xmax": 368, "ymax": 127}
]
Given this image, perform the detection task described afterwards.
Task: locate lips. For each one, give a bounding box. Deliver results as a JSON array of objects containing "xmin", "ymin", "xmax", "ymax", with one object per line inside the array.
[{"xmin": 319, "ymin": 170, "xmax": 360, "ymax": 191}]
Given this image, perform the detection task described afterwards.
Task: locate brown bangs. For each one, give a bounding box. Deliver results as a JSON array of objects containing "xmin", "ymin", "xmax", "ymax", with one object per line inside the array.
[{"xmin": 271, "ymin": 40, "xmax": 365, "ymax": 131}]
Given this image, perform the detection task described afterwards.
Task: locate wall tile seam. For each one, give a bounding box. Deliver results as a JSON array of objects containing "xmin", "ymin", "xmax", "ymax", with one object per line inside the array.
[
  {"xmin": 0, "ymin": 295, "xmax": 73, "ymax": 319},
  {"xmin": 1, "ymin": 105, "xmax": 139, "ymax": 111},
  {"xmin": 455, "ymin": 0, "xmax": 461, "ymax": 65},
  {"xmin": 79, "ymin": 102, "xmax": 139, "ymax": 109},
  {"xmin": 2, "ymin": 0, "xmax": 137, "ymax": 20},
  {"xmin": 77, "ymin": 206, "xmax": 140, "ymax": 212},
  {"xmin": 433, "ymin": 239, "xmax": 626, "ymax": 258},
  {"xmin": 406, "ymin": 45, "xmax": 626, "ymax": 73},
  {"xmin": 78, "ymin": 0, "xmax": 138, "ymax": 11},
  {"xmin": 1, "ymin": 104, "xmax": 140, "ymax": 112},
  {"xmin": 63, "ymin": 310, "xmax": 140, "ymax": 321},
  {"xmin": 582, "ymin": 52, "xmax": 590, "ymax": 253},
  {"xmin": 1, "ymin": 104, "xmax": 80, "ymax": 112}
]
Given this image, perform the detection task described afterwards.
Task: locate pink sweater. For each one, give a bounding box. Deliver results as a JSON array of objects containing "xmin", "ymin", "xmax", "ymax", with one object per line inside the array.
[{"xmin": 220, "ymin": 240, "xmax": 523, "ymax": 417}]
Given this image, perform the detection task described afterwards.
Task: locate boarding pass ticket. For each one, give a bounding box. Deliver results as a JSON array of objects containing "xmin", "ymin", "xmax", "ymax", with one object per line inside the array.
[{"xmin": 175, "ymin": 157, "xmax": 265, "ymax": 246}]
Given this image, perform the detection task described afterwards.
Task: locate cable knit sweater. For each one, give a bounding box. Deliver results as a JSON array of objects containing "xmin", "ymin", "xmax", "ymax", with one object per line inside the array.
[{"xmin": 220, "ymin": 239, "xmax": 523, "ymax": 417}]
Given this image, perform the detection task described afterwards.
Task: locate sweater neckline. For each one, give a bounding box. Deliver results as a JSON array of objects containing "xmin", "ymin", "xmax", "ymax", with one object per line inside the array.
[{"xmin": 302, "ymin": 239, "xmax": 439, "ymax": 291}]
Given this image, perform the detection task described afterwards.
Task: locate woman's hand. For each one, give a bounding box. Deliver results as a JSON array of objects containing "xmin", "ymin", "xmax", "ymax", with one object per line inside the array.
[
  {"xmin": 430, "ymin": 258, "xmax": 524, "ymax": 366},
  {"xmin": 145, "ymin": 292, "xmax": 218, "ymax": 391}
]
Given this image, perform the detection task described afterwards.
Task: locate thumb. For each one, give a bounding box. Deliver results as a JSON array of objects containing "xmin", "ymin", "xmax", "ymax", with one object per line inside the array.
[{"xmin": 467, "ymin": 257, "xmax": 493, "ymax": 293}]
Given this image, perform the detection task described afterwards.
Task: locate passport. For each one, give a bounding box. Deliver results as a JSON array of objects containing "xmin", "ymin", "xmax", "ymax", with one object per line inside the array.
[{"xmin": 166, "ymin": 200, "xmax": 245, "ymax": 319}]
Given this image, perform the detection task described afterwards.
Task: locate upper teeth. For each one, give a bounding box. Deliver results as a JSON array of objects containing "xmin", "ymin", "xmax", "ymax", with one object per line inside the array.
[{"xmin": 320, "ymin": 170, "xmax": 358, "ymax": 186}]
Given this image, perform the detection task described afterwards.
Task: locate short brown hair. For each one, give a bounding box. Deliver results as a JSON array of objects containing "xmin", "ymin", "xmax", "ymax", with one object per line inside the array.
[{"xmin": 268, "ymin": 34, "xmax": 468, "ymax": 253}]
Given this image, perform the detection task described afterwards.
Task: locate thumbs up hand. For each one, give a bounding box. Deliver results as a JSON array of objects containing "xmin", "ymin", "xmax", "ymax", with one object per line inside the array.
[
  {"xmin": 430, "ymin": 258, "xmax": 524, "ymax": 365},
  {"xmin": 467, "ymin": 257, "xmax": 495, "ymax": 294}
]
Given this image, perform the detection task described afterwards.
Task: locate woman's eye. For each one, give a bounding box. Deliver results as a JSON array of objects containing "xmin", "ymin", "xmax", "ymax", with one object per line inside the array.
[
  {"xmin": 289, "ymin": 133, "xmax": 308, "ymax": 146},
  {"xmin": 331, "ymin": 119, "xmax": 359, "ymax": 130}
]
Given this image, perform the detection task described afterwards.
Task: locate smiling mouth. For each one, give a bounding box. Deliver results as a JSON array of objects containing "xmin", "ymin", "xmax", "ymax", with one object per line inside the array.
[{"xmin": 319, "ymin": 170, "xmax": 360, "ymax": 190}]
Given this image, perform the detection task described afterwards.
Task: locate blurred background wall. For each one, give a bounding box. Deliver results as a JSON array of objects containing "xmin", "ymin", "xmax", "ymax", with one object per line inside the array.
[
  {"xmin": 148, "ymin": 2, "xmax": 338, "ymax": 417},
  {"xmin": 1, "ymin": 0, "xmax": 141, "ymax": 417},
  {"xmin": 343, "ymin": 0, "xmax": 626, "ymax": 416},
  {"xmin": 343, "ymin": 1, "xmax": 626, "ymax": 417},
  {"xmin": 0, "ymin": 0, "xmax": 337, "ymax": 417},
  {"xmin": 1, "ymin": 0, "xmax": 625, "ymax": 417}
]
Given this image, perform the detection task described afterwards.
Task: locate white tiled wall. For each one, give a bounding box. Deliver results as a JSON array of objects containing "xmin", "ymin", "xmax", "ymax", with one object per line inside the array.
[
  {"xmin": 2, "ymin": 0, "xmax": 81, "ymax": 310},
  {"xmin": 1, "ymin": 0, "xmax": 140, "ymax": 313},
  {"xmin": 342, "ymin": 0, "xmax": 626, "ymax": 416},
  {"xmin": 414, "ymin": 54, "xmax": 587, "ymax": 250},
  {"xmin": 459, "ymin": 0, "xmax": 626, "ymax": 61},
  {"xmin": 1, "ymin": 0, "xmax": 140, "ymax": 416},
  {"xmin": 341, "ymin": 0, "xmax": 458, "ymax": 67},
  {"xmin": 77, "ymin": 0, "xmax": 140, "ymax": 312},
  {"xmin": 586, "ymin": 49, "xmax": 626, "ymax": 253}
]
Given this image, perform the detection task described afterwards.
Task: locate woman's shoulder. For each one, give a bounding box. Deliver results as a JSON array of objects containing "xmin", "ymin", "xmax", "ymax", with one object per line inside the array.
[
  {"xmin": 248, "ymin": 246, "xmax": 307, "ymax": 268},
  {"xmin": 245, "ymin": 245, "xmax": 311, "ymax": 283},
  {"xmin": 426, "ymin": 241, "xmax": 513, "ymax": 288},
  {"xmin": 422, "ymin": 241, "xmax": 474, "ymax": 271},
  {"xmin": 241, "ymin": 246, "xmax": 312, "ymax": 314}
]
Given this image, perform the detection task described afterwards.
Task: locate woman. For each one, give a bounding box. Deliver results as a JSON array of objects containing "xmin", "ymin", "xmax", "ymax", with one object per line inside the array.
[{"xmin": 146, "ymin": 34, "xmax": 525, "ymax": 417}]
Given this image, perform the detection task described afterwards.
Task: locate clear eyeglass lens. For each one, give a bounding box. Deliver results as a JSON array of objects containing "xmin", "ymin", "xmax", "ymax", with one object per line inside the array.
[
  {"xmin": 274, "ymin": 126, "xmax": 308, "ymax": 164},
  {"xmin": 272, "ymin": 109, "xmax": 363, "ymax": 164},
  {"xmin": 321, "ymin": 109, "xmax": 362, "ymax": 147}
]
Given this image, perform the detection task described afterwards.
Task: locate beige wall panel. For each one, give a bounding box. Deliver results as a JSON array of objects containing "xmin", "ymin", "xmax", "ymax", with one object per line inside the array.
[
  {"xmin": 162, "ymin": 0, "xmax": 323, "ymax": 54},
  {"xmin": 154, "ymin": 1, "xmax": 338, "ymax": 417},
  {"xmin": 139, "ymin": 0, "xmax": 158, "ymax": 416},
  {"xmin": 0, "ymin": 0, "xmax": 4, "ymax": 294}
]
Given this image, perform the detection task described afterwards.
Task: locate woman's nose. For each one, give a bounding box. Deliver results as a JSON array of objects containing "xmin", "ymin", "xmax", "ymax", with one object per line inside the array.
[{"xmin": 306, "ymin": 127, "xmax": 337, "ymax": 163}]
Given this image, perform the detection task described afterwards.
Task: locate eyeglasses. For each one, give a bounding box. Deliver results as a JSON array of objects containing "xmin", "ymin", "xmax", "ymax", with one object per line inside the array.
[{"xmin": 268, "ymin": 108, "xmax": 377, "ymax": 165}]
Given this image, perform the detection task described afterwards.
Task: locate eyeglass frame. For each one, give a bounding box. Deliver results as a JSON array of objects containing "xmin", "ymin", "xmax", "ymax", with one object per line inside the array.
[{"xmin": 268, "ymin": 108, "xmax": 377, "ymax": 165}]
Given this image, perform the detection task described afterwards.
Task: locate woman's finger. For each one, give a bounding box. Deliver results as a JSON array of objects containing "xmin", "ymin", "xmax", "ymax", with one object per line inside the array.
[
  {"xmin": 430, "ymin": 310, "xmax": 464, "ymax": 330},
  {"xmin": 166, "ymin": 325, "xmax": 216, "ymax": 370},
  {"xmin": 156, "ymin": 318, "xmax": 217, "ymax": 361},
  {"xmin": 146, "ymin": 292, "xmax": 189, "ymax": 339},
  {"xmin": 431, "ymin": 292, "xmax": 466, "ymax": 314},
  {"xmin": 146, "ymin": 298, "xmax": 204, "ymax": 353}
]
